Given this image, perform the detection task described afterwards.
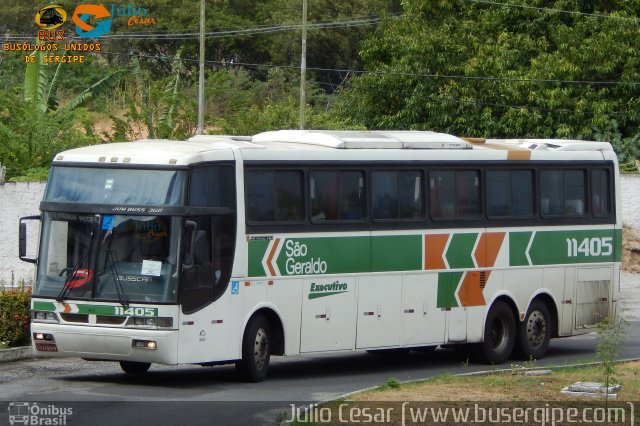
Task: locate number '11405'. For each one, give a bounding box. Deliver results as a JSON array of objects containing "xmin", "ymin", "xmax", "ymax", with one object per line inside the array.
[{"xmin": 566, "ymin": 237, "xmax": 613, "ymax": 257}]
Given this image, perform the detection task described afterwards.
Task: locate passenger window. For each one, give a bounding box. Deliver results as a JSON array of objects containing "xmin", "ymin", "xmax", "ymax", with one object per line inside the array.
[
  {"xmin": 190, "ymin": 165, "xmax": 234, "ymax": 207},
  {"xmin": 310, "ymin": 171, "xmax": 365, "ymax": 222},
  {"xmin": 591, "ymin": 169, "xmax": 611, "ymax": 217},
  {"xmin": 245, "ymin": 170, "xmax": 303, "ymax": 222},
  {"xmin": 430, "ymin": 170, "xmax": 479, "ymax": 219},
  {"xmin": 372, "ymin": 170, "xmax": 423, "ymax": 220},
  {"xmin": 540, "ymin": 169, "xmax": 586, "ymax": 216},
  {"xmin": 486, "ymin": 170, "xmax": 534, "ymax": 217}
]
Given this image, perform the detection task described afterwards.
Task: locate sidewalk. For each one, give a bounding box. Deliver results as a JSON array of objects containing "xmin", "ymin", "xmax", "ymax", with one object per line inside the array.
[{"xmin": 620, "ymin": 271, "xmax": 640, "ymax": 321}]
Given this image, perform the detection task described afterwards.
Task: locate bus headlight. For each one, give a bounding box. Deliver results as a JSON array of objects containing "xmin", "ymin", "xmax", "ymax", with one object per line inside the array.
[
  {"xmin": 132, "ymin": 339, "xmax": 157, "ymax": 350},
  {"xmin": 126, "ymin": 317, "xmax": 173, "ymax": 329},
  {"xmin": 32, "ymin": 311, "xmax": 59, "ymax": 323}
]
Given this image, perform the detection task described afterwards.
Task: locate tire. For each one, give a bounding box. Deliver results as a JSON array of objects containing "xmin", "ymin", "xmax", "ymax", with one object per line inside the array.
[
  {"xmin": 476, "ymin": 301, "xmax": 516, "ymax": 364},
  {"xmin": 236, "ymin": 314, "xmax": 271, "ymax": 382},
  {"xmin": 119, "ymin": 361, "xmax": 151, "ymax": 374},
  {"xmin": 515, "ymin": 299, "xmax": 552, "ymax": 360}
]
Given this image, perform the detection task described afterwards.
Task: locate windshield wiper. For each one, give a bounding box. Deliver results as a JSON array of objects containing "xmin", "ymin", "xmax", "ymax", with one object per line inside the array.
[
  {"xmin": 103, "ymin": 247, "xmax": 129, "ymax": 308},
  {"xmin": 56, "ymin": 232, "xmax": 93, "ymax": 302}
]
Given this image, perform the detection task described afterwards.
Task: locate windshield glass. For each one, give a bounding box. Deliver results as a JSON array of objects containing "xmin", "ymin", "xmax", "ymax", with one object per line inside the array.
[
  {"xmin": 44, "ymin": 167, "xmax": 185, "ymax": 205},
  {"xmin": 34, "ymin": 212, "xmax": 180, "ymax": 303}
]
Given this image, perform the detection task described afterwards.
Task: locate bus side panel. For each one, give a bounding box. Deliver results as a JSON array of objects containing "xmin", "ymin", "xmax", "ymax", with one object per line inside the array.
[
  {"xmin": 177, "ymin": 281, "xmax": 267, "ymax": 364},
  {"xmin": 300, "ymin": 277, "xmax": 357, "ymax": 353},
  {"xmin": 356, "ymin": 275, "xmax": 402, "ymax": 349},
  {"xmin": 267, "ymin": 278, "xmax": 304, "ymax": 356},
  {"xmin": 401, "ymin": 273, "xmax": 445, "ymax": 346}
]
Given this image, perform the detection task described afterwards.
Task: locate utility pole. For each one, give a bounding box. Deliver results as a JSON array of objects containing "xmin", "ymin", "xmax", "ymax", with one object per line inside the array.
[
  {"xmin": 299, "ymin": 0, "xmax": 307, "ymax": 130},
  {"xmin": 197, "ymin": 0, "xmax": 205, "ymax": 135}
]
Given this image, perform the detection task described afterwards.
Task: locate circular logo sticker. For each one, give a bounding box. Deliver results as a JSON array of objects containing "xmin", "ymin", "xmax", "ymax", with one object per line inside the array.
[{"xmin": 35, "ymin": 5, "xmax": 67, "ymax": 30}]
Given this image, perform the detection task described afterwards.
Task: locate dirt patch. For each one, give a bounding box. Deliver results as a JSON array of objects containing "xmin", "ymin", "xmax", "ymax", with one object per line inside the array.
[{"xmin": 622, "ymin": 226, "xmax": 640, "ymax": 272}]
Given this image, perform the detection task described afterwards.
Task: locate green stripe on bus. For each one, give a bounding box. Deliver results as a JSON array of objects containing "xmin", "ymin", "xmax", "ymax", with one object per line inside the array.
[
  {"xmin": 32, "ymin": 301, "xmax": 56, "ymax": 311},
  {"xmin": 248, "ymin": 228, "xmax": 621, "ymax": 277},
  {"xmin": 371, "ymin": 235, "xmax": 422, "ymax": 272},
  {"xmin": 509, "ymin": 232, "xmax": 533, "ymax": 266},
  {"xmin": 248, "ymin": 239, "xmax": 270, "ymax": 277},
  {"xmin": 275, "ymin": 236, "xmax": 370, "ymax": 276},
  {"xmin": 510, "ymin": 229, "xmax": 620, "ymax": 266},
  {"xmin": 437, "ymin": 272, "xmax": 462, "ymax": 308},
  {"xmin": 445, "ymin": 233, "xmax": 478, "ymax": 269}
]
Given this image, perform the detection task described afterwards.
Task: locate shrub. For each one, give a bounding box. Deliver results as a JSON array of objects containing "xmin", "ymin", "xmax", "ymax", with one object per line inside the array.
[{"xmin": 0, "ymin": 283, "xmax": 31, "ymax": 348}]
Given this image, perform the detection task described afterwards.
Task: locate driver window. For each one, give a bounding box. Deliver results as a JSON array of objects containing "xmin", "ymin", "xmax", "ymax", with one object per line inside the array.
[{"xmin": 182, "ymin": 164, "xmax": 236, "ymax": 314}]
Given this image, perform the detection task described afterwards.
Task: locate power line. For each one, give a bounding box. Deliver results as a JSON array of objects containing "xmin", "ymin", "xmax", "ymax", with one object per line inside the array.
[
  {"xmin": 5, "ymin": 47, "xmax": 640, "ymax": 89},
  {"xmin": 466, "ymin": 0, "xmax": 640, "ymax": 23},
  {"xmin": 1, "ymin": 14, "xmax": 401, "ymax": 42},
  {"xmin": 76, "ymin": 51, "xmax": 640, "ymax": 119}
]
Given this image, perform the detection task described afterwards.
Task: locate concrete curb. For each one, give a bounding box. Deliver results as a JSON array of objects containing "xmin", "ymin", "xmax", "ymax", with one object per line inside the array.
[{"xmin": 0, "ymin": 346, "xmax": 33, "ymax": 363}]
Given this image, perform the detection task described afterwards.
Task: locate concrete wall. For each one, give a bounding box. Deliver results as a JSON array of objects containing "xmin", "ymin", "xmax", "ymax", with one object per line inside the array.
[
  {"xmin": 1, "ymin": 176, "xmax": 640, "ymax": 284},
  {"xmin": 0, "ymin": 181, "xmax": 46, "ymax": 285}
]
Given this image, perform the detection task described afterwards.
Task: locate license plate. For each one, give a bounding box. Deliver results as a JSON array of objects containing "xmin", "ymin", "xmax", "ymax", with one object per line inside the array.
[{"xmin": 35, "ymin": 343, "xmax": 58, "ymax": 352}]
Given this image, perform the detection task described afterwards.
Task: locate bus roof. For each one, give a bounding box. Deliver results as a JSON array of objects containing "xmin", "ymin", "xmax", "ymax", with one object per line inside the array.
[{"xmin": 51, "ymin": 131, "xmax": 615, "ymax": 166}]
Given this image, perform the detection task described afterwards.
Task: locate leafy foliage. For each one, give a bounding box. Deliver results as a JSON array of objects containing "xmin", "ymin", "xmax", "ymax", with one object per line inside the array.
[
  {"xmin": 0, "ymin": 90, "xmax": 98, "ymax": 180},
  {"xmin": 596, "ymin": 313, "xmax": 628, "ymax": 402},
  {"xmin": 0, "ymin": 283, "xmax": 31, "ymax": 348},
  {"xmin": 337, "ymin": 0, "xmax": 640, "ymax": 142},
  {"xmin": 209, "ymin": 67, "xmax": 356, "ymax": 135}
]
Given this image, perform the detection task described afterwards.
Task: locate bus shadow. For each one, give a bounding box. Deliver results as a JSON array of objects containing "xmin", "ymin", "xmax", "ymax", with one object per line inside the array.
[{"xmin": 57, "ymin": 341, "xmax": 602, "ymax": 390}]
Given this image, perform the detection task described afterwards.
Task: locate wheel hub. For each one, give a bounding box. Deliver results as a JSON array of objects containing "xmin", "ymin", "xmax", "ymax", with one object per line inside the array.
[
  {"xmin": 527, "ymin": 310, "xmax": 546, "ymax": 348},
  {"xmin": 253, "ymin": 327, "xmax": 269, "ymax": 370}
]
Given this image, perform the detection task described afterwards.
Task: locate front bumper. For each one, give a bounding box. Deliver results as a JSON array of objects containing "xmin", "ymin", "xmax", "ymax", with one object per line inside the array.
[{"xmin": 31, "ymin": 323, "xmax": 179, "ymax": 364}]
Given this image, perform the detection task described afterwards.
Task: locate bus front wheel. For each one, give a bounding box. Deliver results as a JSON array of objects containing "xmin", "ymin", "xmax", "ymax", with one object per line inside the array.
[
  {"xmin": 119, "ymin": 361, "xmax": 151, "ymax": 374},
  {"xmin": 236, "ymin": 314, "xmax": 271, "ymax": 382},
  {"xmin": 476, "ymin": 301, "xmax": 516, "ymax": 364},
  {"xmin": 515, "ymin": 300, "xmax": 551, "ymax": 360}
]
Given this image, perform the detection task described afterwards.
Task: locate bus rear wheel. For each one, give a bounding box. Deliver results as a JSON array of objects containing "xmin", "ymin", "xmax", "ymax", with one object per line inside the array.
[
  {"xmin": 515, "ymin": 300, "xmax": 551, "ymax": 360},
  {"xmin": 236, "ymin": 314, "xmax": 271, "ymax": 382},
  {"xmin": 476, "ymin": 301, "xmax": 516, "ymax": 364},
  {"xmin": 119, "ymin": 361, "xmax": 151, "ymax": 374}
]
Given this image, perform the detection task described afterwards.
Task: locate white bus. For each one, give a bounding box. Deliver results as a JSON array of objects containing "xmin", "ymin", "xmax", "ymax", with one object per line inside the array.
[{"xmin": 22, "ymin": 130, "xmax": 620, "ymax": 382}]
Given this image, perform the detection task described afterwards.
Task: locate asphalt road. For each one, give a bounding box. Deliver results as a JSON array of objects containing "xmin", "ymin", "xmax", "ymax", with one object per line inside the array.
[{"xmin": 1, "ymin": 273, "xmax": 639, "ymax": 426}]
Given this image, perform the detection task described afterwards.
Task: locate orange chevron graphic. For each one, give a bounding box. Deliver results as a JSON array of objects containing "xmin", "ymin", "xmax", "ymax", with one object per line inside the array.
[
  {"xmin": 474, "ymin": 232, "xmax": 505, "ymax": 267},
  {"xmin": 424, "ymin": 234, "xmax": 449, "ymax": 270},
  {"xmin": 62, "ymin": 303, "xmax": 71, "ymax": 313},
  {"xmin": 266, "ymin": 238, "xmax": 281, "ymax": 276},
  {"xmin": 458, "ymin": 271, "xmax": 488, "ymax": 306}
]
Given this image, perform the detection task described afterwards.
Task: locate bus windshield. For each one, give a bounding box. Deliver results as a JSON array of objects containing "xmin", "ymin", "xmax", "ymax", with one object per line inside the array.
[
  {"xmin": 44, "ymin": 167, "xmax": 185, "ymax": 205},
  {"xmin": 34, "ymin": 212, "xmax": 181, "ymax": 303}
]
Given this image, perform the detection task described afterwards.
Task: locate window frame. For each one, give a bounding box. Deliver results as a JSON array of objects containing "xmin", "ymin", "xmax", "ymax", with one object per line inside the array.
[
  {"xmin": 485, "ymin": 168, "xmax": 536, "ymax": 220},
  {"xmin": 428, "ymin": 168, "xmax": 482, "ymax": 222},
  {"xmin": 370, "ymin": 168, "xmax": 426, "ymax": 223},
  {"xmin": 309, "ymin": 168, "xmax": 368, "ymax": 224},
  {"xmin": 244, "ymin": 167, "xmax": 306, "ymax": 226}
]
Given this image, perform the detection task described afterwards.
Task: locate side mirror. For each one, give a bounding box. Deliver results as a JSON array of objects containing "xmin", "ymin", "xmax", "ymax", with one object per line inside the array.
[{"xmin": 19, "ymin": 215, "xmax": 40, "ymax": 264}]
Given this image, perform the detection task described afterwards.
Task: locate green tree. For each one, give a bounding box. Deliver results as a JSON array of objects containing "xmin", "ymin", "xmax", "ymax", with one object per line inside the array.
[{"xmin": 337, "ymin": 0, "xmax": 640, "ymax": 141}]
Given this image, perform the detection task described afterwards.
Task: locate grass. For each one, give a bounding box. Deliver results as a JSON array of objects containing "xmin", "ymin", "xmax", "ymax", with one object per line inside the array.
[
  {"xmin": 283, "ymin": 362, "xmax": 640, "ymax": 425},
  {"xmin": 353, "ymin": 361, "xmax": 640, "ymax": 402}
]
